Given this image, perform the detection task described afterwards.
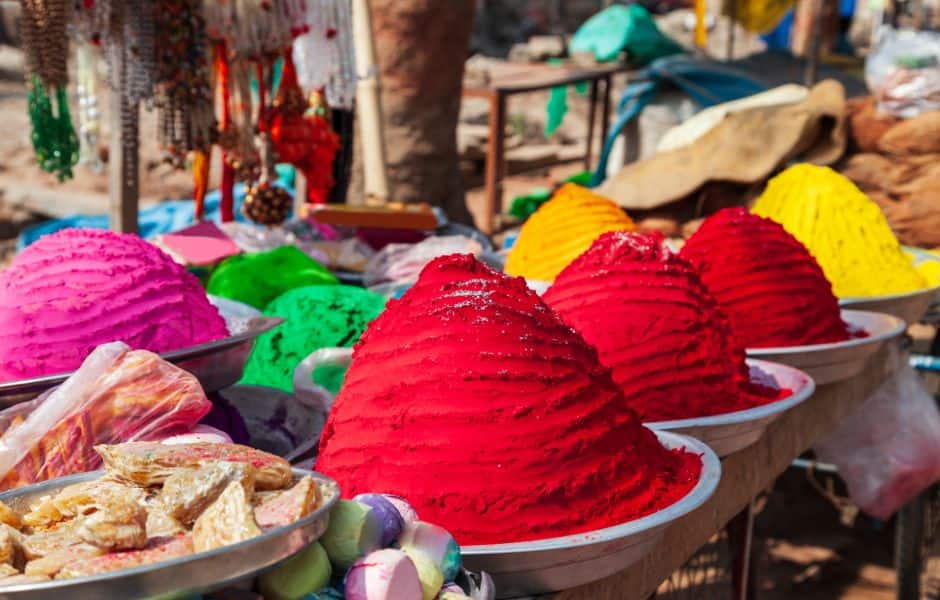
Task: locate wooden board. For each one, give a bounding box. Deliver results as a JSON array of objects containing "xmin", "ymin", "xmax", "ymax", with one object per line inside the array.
[{"xmin": 543, "ymin": 343, "xmax": 896, "ymax": 600}]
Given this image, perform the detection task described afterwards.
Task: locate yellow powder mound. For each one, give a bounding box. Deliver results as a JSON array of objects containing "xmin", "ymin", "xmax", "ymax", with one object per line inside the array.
[
  {"xmin": 506, "ymin": 184, "xmax": 635, "ymax": 281},
  {"xmin": 752, "ymin": 164, "xmax": 927, "ymax": 297}
]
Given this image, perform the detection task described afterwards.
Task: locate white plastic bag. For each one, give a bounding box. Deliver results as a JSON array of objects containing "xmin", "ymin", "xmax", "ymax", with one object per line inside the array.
[
  {"xmin": 865, "ymin": 27, "xmax": 940, "ymax": 118},
  {"xmin": 363, "ymin": 235, "xmax": 482, "ymax": 288},
  {"xmin": 815, "ymin": 346, "xmax": 940, "ymax": 519}
]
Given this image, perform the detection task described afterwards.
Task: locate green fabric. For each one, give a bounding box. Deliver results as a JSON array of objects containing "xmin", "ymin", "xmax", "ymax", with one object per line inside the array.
[
  {"xmin": 570, "ymin": 4, "xmax": 683, "ymax": 65},
  {"xmin": 509, "ymin": 187, "xmax": 552, "ymax": 221},
  {"xmin": 545, "ymin": 85, "xmax": 568, "ymax": 137},
  {"xmin": 206, "ymin": 245, "xmax": 338, "ymax": 310},
  {"xmin": 239, "ymin": 285, "xmax": 385, "ymax": 392}
]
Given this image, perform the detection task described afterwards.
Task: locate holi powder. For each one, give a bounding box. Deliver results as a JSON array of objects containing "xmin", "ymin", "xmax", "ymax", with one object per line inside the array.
[
  {"xmin": 317, "ymin": 254, "xmax": 701, "ymax": 545},
  {"xmin": 0, "ymin": 228, "xmax": 228, "ymax": 382},
  {"xmin": 752, "ymin": 164, "xmax": 927, "ymax": 298},
  {"xmin": 543, "ymin": 231, "xmax": 782, "ymax": 422},
  {"xmin": 505, "ymin": 184, "xmax": 635, "ymax": 282},
  {"xmin": 207, "ymin": 245, "xmax": 338, "ymax": 310},
  {"xmin": 240, "ymin": 284, "xmax": 386, "ymax": 392},
  {"xmin": 681, "ymin": 207, "xmax": 852, "ymax": 349}
]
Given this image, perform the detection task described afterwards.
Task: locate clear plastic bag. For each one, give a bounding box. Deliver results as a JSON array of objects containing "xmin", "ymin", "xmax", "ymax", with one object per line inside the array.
[
  {"xmin": 363, "ymin": 235, "xmax": 482, "ymax": 288},
  {"xmin": 866, "ymin": 27, "xmax": 940, "ymax": 118},
  {"xmin": 815, "ymin": 346, "xmax": 940, "ymax": 519},
  {"xmin": 0, "ymin": 342, "xmax": 212, "ymax": 491}
]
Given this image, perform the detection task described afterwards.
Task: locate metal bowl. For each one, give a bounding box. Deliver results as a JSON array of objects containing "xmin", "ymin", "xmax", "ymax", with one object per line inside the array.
[
  {"xmin": 0, "ymin": 468, "xmax": 339, "ymax": 600},
  {"xmin": 646, "ymin": 360, "xmax": 815, "ymax": 457},
  {"xmin": 208, "ymin": 295, "xmax": 262, "ymax": 319},
  {"xmin": 461, "ymin": 431, "xmax": 720, "ymax": 598},
  {"xmin": 839, "ymin": 285, "xmax": 940, "ymax": 326},
  {"xmin": 0, "ymin": 316, "xmax": 283, "ymax": 407},
  {"xmin": 525, "ymin": 279, "xmax": 551, "ymax": 295},
  {"xmin": 746, "ymin": 310, "xmax": 906, "ymax": 385}
]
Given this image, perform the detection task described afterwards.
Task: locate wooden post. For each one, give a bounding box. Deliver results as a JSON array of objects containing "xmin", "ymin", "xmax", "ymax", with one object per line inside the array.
[
  {"xmin": 585, "ymin": 79, "xmax": 599, "ymax": 171},
  {"xmin": 483, "ymin": 90, "xmax": 506, "ymax": 235},
  {"xmin": 352, "ymin": 0, "xmax": 390, "ymax": 204},
  {"xmin": 108, "ymin": 90, "xmax": 139, "ymax": 234}
]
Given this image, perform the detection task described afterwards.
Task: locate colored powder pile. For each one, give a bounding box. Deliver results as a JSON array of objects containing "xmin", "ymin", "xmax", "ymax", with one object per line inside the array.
[
  {"xmin": 752, "ymin": 164, "xmax": 927, "ymax": 297},
  {"xmin": 317, "ymin": 254, "xmax": 701, "ymax": 545},
  {"xmin": 207, "ymin": 245, "xmax": 338, "ymax": 309},
  {"xmin": 543, "ymin": 232, "xmax": 781, "ymax": 422},
  {"xmin": 240, "ymin": 285, "xmax": 386, "ymax": 393},
  {"xmin": 681, "ymin": 207, "xmax": 850, "ymax": 348},
  {"xmin": 0, "ymin": 229, "xmax": 228, "ymax": 382},
  {"xmin": 505, "ymin": 183, "xmax": 635, "ymax": 282}
]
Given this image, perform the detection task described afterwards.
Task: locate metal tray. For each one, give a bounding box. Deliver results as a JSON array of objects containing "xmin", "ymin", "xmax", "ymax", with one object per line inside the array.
[
  {"xmin": 747, "ymin": 310, "xmax": 906, "ymax": 385},
  {"xmin": 839, "ymin": 284, "xmax": 940, "ymax": 326},
  {"xmin": 0, "ymin": 316, "xmax": 283, "ymax": 407},
  {"xmin": 0, "ymin": 468, "xmax": 339, "ymax": 600},
  {"xmin": 646, "ymin": 360, "xmax": 815, "ymax": 457},
  {"xmin": 461, "ymin": 430, "xmax": 720, "ymax": 598}
]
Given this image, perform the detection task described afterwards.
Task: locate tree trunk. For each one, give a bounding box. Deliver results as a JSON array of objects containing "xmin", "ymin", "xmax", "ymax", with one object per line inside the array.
[{"xmin": 354, "ymin": 0, "xmax": 476, "ymax": 224}]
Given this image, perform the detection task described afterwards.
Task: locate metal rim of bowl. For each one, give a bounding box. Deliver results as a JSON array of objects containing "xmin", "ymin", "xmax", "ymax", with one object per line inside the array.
[
  {"xmin": 207, "ymin": 295, "xmax": 263, "ymax": 319},
  {"xmin": 461, "ymin": 430, "xmax": 721, "ymax": 556},
  {"xmin": 0, "ymin": 467, "xmax": 339, "ymax": 594},
  {"xmin": 644, "ymin": 359, "xmax": 816, "ymax": 430},
  {"xmin": 838, "ymin": 283, "xmax": 940, "ymax": 306},
  {"xmin": 0, "ymin": 316, "xmax": 283, "ymax": 397},
  {"xmin": 745, "ymin": 309, "xmax": 907, "ymax": 357}
]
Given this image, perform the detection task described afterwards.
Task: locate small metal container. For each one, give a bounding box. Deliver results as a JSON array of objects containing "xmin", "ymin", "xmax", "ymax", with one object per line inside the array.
[
  {"xmin": 460, "ymin": 431, "xmax": 720, "ymax": 598},
  {"xmin": 0, "ymin": 468, "xmax": 339, "ymax": 600},
  {"xmin": 747, "ymin": 309, "xmax": 906, "ymax": 385},
  {"xmin": 0, "ymin": 315, "xmax": 282, "ymax": 407},
  {"xmin": 647, "ymin": 360, "xmax": 815, "ymax": 457}
]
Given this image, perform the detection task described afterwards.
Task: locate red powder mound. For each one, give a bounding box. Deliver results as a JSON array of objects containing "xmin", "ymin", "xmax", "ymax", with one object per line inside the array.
[
  {"xmin": 680, "ymin": 207, "xmax": 851, "ymax": 348},
  {"xmin": 316, "ymin": 254, "xmax": 701, "ymax": 545},
  {"xmin": 543, "ymin": 232, "xmax": 780, "ymax": 422}
]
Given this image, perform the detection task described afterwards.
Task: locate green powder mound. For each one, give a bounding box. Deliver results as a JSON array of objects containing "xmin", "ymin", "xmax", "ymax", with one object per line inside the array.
[
  {"xmin": 207, "ymin": 246, "xmax": 338, "ymax": 309},
  {"xmin": 240, "ymin": 285, "xmax": 386, "ymax": 392}
]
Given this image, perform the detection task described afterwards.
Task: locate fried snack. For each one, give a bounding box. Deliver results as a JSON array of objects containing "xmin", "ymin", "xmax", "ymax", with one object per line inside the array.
[
  {"xmin": 254, "ymin": 476, "xmax": 319, "ymax": 530},
  {"xmin": 0, "ymin": 502, "xmax": 22, "ymax": 530},
  {"xmin": 0, "ymin": 573, "xmax": 49, "ymax": 586},
  {"xmin": 57, "ymin": 534, "xmax": 194, "ymax": 579},
  {"xmin": 24, "ymin": 543, "xmax": 104, "ymax": 578},
  {"xmin": 159, "ymin": 462, "xmax": 254, "ymax": 525},
  {"xmin": 0, "ymin": 525, "xmax": 23, "ymax": 566},
  {"xmin": 77, "ymin": 497, "xmax": 147, "ymax": 551},
  {"xmin": 144, "ymin": 500, "xmax": 184, "ymax": 540},
  {"xmin": 192, "ymin": 482, "xmax": 261, "ymax": 552},
  {"xmin": 97, "ymin": 443, "xmax": 291, "ymax": 490},
  {"xmin": 21, "ymin": 521, "xmax": 83, "ymax": 561},
  {"xmin": 0, "ymin": 564, "xmax": 17, "ymax": 578},
  {"xmin": 23, "ymin": 479, "xmax": 145, "ymax": 530}
]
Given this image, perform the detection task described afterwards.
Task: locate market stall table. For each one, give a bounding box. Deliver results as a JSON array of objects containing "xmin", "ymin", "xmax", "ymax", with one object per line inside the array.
[
  {"xmin": 534, "ymin": 342, "xmax": 897, "ymax": 600},
  {"xmin": 463, "ymin": 62, "xmax": 632, "ymax": 234}
]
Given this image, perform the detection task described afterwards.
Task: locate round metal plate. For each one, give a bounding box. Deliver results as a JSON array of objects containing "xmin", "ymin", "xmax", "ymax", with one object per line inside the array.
[
  {"xmin": 746, "ymin": 309, "xmax": 906, "ymax": 385},
  {"xmin": 0, "ymin": 468, "xmax": 339, "ymax": 600},
  {"xmin": 461, "ymin": 431, "xmax": 720, "ymax": 598},
  {"xmin": 839, "ymin": 285, "xmax": 940, "ymax": 326}
]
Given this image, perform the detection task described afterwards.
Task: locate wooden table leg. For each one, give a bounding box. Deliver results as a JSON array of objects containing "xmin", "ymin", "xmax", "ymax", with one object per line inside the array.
[
  {"xmin": 600, "ymin": 75, "xmax": 612, "ymax": 149},
  {"xmin": 484, "ymin": 90, "xmax": 506, "ymax": 235},
  {"xmin": 585, "ymin": 79, "xmax": 599, "ymax": 171}
]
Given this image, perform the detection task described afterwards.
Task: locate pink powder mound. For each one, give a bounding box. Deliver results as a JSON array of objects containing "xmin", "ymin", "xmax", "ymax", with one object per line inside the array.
[{"xmin": 0, "ymin": 229, "xmax": 229, "ymax": 382}]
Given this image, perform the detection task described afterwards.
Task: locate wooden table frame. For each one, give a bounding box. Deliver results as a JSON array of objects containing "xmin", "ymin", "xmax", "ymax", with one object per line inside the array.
[
  {"xmin": 463, "ymin": 63, "xmax": 631, "ymax": 234},
  {"xmin": 539, "ymin": 344, "xmax": 897, "ymax": 600}
]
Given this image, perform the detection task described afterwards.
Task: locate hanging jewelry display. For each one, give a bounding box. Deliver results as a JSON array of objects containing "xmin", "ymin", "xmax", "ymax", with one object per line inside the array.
[
  {"xmin": 20, "ymin": 0, "xmax": 79, "ymax": 180},
  {"xmin": 153, "ymin": 0, "xmax": 214, "ymax": 167},
  {"xmin": 293, "ymin": 0, "xmax": 357, "ymax": 109},
  {"xmin": 267, "ymin": 52, "xmax": 340, "ymax": 205}
]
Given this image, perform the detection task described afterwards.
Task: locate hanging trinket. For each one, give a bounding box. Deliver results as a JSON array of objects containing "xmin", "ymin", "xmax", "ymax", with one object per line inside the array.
[
  {"xmin": 266, "ymin": 52, "xmax": 339, "ymax": 205},
  {"xmin": 154, "ymin": 0, "xmax": 214, "ymax": 166},
  {"xmin": 75, "ymin": 42, "xmax": 102, "ymax": 172},
  {"xmin": 242, "ymin": 132, "xmax": 292, "ymax": 225},
  {"xmin": 19, "ymin": 0, "xmax": 79, "ymax": 180},
  {"xmin": 293, "ymin": 0, "xmax": 357, "ymax": 109}
]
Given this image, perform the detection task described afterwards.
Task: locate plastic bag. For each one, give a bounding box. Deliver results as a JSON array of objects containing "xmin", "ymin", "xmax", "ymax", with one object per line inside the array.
[
  {"xmin": 814, "ymin": 346, "xmax": 940, "ymax": 519},
  {"xmin": 363, "ymin": 235, "xmax": 482, "ymax": 288},
  {"xmin": 0, "ymin": 342, "xmax": 212, "ymax": 491},
  {"xmin": 569, "ymin": 5, "xmax": 683, "ymax": 65},
  {"xmin": 866, "ymin": 27, "xmax": 940, "ymax": 118}
]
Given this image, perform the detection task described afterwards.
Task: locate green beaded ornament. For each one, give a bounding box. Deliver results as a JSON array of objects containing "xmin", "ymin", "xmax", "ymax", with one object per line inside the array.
[{"xmin": 27, "ymin": 76, "xmax": 79, "ymax": 181}]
